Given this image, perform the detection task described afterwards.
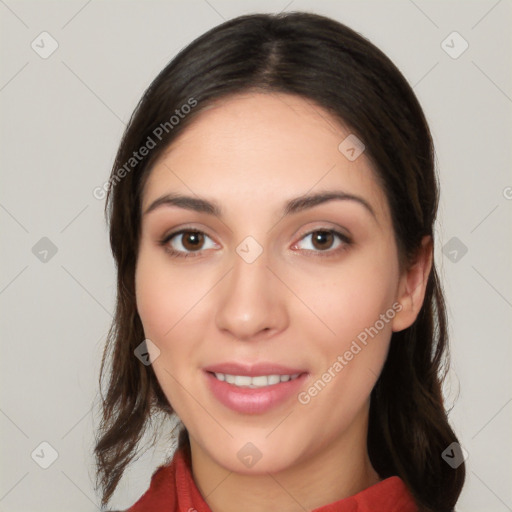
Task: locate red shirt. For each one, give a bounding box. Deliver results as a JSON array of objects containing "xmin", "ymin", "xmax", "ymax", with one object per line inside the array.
[{"xmin": 125, "ymin": 447, "xmax": 419, "ymax": 512}]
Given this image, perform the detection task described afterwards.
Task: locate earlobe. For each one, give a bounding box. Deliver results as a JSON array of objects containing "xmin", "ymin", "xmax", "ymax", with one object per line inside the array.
[{"xmin": 391, "ymin": 235, "xmax": 433, "ymax": 333}]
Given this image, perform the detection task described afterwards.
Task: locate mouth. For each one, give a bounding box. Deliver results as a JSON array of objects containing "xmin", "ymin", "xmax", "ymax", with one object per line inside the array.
[{"xmin": 203, "ymin": 363, "xmax": 308, "ymax": 414}]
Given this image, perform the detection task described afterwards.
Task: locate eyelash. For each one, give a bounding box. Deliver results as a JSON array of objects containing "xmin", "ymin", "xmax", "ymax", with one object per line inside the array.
[{"xmin": 158, "ymin": 227, "xmax": 352, "ymax": 259}]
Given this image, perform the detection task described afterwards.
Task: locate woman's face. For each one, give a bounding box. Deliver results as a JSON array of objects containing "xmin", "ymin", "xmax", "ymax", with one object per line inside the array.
[{"xmin": 135, "ymin": 92, "xmax": 411, "ymax": 474}]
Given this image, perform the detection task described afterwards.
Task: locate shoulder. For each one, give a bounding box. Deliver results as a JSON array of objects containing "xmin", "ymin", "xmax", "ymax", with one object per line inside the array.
[
  {"xmin": 122, "ymin": 458, "xmax": 178, "ymax": 511},
  {"xmin": 313, "ymin": 476, "xmax": 419, "ymax": 512},
  {"xmin": 355, "ymin": 476, "xmax": 418, "ymax": 511},
  {"xmin": 119, "ymin": 445, "xmax": 211, "ymax": 512}
]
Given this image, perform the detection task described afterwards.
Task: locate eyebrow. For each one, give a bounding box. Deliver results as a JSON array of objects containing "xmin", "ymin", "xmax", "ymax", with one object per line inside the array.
[{"xmin": 143, "ymin": 190, "xmax": 377, "ymax": 220}]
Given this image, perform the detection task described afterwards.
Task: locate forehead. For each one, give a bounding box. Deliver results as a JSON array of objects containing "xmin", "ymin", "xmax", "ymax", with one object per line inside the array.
[
  {"xmin": 141, "ymin": 92, "xmax": 390, "ymax": 224},
  {"xmin": 158, "ymin": 91, "xmax": 347, "ymax": 166}
]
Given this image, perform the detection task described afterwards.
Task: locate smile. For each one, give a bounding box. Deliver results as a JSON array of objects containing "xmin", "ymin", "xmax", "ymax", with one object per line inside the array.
[
  {"xmin": 204, "ymin": 370, "xmax": 308, "ymax": 414},
  {"xmin": 212, "ymin": 372, "xmax": 301, "ymax": 388}
]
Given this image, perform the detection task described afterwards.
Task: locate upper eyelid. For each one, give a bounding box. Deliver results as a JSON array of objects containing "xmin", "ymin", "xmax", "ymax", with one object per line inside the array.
[{"xmin": 295, "ymin": 224, "xmax": 351, "ymax": 240}]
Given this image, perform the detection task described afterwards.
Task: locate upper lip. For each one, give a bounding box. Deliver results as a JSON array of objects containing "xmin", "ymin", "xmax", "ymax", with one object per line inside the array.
[{"xmin": 203, "ymin": 362, "xmax": 308, "ymax": 377}]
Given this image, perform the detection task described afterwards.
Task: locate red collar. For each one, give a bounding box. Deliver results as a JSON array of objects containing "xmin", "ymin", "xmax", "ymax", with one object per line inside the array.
[{"xmin": 126, "ymin": 446, "xmax": 418, "ymax": 512}]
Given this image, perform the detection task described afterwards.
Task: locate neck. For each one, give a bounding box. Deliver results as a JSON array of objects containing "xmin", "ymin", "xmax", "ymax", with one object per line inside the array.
[{"xmin": 188, "ymin": 407, "xmax": 381, "ymax": 512}]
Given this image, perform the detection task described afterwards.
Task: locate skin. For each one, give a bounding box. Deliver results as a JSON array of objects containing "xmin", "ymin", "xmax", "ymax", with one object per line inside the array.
[{"xmin": 135, "ymin": 92, "xmax": 432, "ymax": 512}]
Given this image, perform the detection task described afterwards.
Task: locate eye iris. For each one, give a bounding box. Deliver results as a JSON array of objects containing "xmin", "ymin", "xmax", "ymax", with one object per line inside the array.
[
  {"xmin": 182, "ymin": 231, "xmax": 204, "ymax": 251},
  {"xmin": 312, "ymin": 231, "xmax": 333, "ymax": 250}
]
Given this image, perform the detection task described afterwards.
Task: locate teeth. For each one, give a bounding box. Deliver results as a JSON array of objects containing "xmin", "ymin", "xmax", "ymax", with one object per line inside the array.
[
  {"xmin": 268, "ymin": 375, "xmax": 280, "ymax": 385},
  {"xmin": 213, "ymin": 373, "xmax": 301, "ymax": 388}
]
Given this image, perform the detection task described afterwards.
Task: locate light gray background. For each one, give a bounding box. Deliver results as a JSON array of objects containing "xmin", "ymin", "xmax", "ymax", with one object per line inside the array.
[{"xmin": 1, "ymin": 0, "xmax": 511, "ymax": 511}]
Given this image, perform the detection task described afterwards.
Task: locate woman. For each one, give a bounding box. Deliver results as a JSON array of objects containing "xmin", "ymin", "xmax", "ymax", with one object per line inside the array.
[{"xmin": 94, "ymin": 11, "xmax": 465, "ymax": 512}]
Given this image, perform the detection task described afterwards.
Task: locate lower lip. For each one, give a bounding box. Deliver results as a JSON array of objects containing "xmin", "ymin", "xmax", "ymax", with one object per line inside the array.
[{"xmin": 204, "ymin": 371, "xmax": 307, "ymax": 414}]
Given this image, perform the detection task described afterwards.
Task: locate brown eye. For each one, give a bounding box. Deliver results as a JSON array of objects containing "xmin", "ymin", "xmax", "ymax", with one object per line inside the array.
[
  {"xmin": 294, "ymin": 229, "xmax": 351, "ymax": 255},
  {"xmin": 311, "ymin": 231, "xmax": 335, "ymax": 250},
  {"xmin": 181, "ymin": 231, "xmax": 204, "ymax": 251},
  {"xmin": 163, "ymin": 230, "xmax": 217, "ymax": 256}
]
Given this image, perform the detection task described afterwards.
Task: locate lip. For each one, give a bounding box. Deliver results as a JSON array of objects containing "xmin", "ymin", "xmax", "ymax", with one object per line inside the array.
[
  {"xmin": 203, "ymin": 363, "xmax": 308, "ymax": 415},
  {"xmin": 203, "ymin": 362, "xmax": 307, "ymax": 377}
]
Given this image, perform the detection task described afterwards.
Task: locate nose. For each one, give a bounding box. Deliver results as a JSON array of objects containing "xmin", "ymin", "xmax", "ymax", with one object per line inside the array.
[{"xmin": 214, "ymin": 249, "xmax": 289, "ymax": 341}]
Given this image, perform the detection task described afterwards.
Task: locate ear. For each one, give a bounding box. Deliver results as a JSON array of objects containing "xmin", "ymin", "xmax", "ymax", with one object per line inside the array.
[{"xmin": 392, "ymin": 235, "xmax": 433, "ymax": 333}]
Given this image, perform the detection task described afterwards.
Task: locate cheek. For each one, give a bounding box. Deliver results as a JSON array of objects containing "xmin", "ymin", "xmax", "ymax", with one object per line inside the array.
[
  {"xmin": 135, "ymin": 248, "xmax": 207, "ymax": 341},
  {"xmin": 291, "ymin": 244, "xmax": 399, "ymax": 407},
  {"xmin": 135, "ymin": 251, "xmax": 205, "ymax": 410},
  {"xmin": 297, "ymin": 249, "xmax": 399, "ymax": 344},
  {"xmin": 135, "ymin": 266, "xmax": 176, "ymax": 339},
  {"xmin": 296, "ymin": 287, "xmax": 394, "ymax": 428}
]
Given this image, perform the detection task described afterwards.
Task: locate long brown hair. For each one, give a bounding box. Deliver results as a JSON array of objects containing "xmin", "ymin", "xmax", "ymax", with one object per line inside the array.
[{"xmin": 94, "ymin": 12, "xmax": 465, "ymax": 511}]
